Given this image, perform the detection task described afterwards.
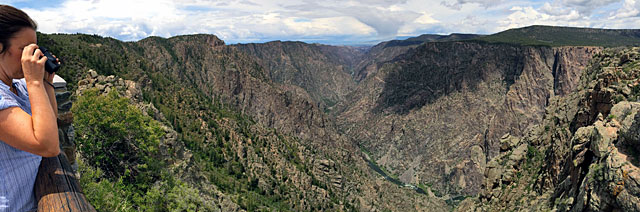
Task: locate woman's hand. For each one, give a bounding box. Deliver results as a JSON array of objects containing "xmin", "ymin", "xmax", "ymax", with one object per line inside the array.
[
  {"xmin": 44, "ymin": 71, "xmax": 55, "ymax": 84},
  {"xmin": 21, "ymin": 44, "xmax": 47, "ymax": 83}
]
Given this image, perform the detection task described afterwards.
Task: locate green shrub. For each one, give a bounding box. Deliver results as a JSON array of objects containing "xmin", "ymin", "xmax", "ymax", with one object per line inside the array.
[
  {"xmin": 73, "ymin": 88, "xmax": 165, "ymax": 194},
  {"xmin": 78, "ymin": 158, "xmax": 216, "ymax": 212},
  {"xmin": 78, "ymin": 159, "xmax": 136, "ymax": 212}
]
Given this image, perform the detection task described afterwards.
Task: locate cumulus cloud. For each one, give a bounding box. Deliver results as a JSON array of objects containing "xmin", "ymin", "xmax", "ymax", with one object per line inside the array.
[
  {"xmin": 497, "ymin": 0, "xmax": 640, "ymax": 31},
  {"xmin": 18, "ymin": 0, "xmax": 429, "ymax": 43},
  {"xmin": 610, "ymin": 0, "xmax": 639, "ymax": 19},
  {"xmin": 337, "ymin": 6, "xmax": 421, "ymax": 39},
  {"xmin": 281, "ymin": 1, "xmax": 422, "ymax": 39},
  {"xmin": 498, "ymin": 6, "xmax": 586, "ymax": 30},
  {"xmin": 398, "ymin": 12, "xmax": 439, "ymax": 36},
  {"xmin": 23, "ymin": 0, "xmax": 187, "ymax": 40}
]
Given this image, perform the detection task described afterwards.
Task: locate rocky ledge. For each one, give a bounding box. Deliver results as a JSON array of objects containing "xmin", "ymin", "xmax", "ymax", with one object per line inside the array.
[{"xmin": 460, "ymin": 47, "xmax": 640, "ymax": 211}]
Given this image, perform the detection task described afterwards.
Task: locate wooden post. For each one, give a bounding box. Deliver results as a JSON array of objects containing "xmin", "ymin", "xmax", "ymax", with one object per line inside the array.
[{"xmin": 34, "ymin": 75, "xmax": 95, "ymax": 212}]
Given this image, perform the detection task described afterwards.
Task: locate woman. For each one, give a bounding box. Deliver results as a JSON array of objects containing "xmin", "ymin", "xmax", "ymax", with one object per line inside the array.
[{"xmin": 0, "ymin": 5, "xmax": 60, "ymax": 212}]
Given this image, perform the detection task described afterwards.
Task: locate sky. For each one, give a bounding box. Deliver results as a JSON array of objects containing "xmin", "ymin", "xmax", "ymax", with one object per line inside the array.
[{"xmin": 1, "ymin": 0, "xmax": 639, "ymax": 45}]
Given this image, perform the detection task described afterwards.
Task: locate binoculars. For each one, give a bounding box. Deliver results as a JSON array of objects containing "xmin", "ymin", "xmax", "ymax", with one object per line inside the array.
[{"xmin": 39, "ymin": 46, "xmax": 60, "ymax": 73}]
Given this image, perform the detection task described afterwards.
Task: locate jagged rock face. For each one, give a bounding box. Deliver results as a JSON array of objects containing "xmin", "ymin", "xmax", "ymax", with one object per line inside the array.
[
  {"xmin": 473, "ymin": 47, "xmax": 640, "ymax": 211},
  {"xmin": 337, "ymin": 41, "xmax": 601, "ymax": 196},
  {"xmin": 234, "ymin": 41, "xmax": 363, "ymax": 109},
  {"xmin": 553, "ymin": 47, "xmax": 603, "ymax": 96}
]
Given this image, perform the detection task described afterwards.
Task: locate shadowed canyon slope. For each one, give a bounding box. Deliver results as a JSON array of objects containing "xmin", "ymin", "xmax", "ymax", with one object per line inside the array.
[
  {"xmin": 337, "ymin": 41, "xmax": 602, "ymax": 196},
  {"xmin": 352, "ymin": 33, "xmax": 479, "ymax": 82}
]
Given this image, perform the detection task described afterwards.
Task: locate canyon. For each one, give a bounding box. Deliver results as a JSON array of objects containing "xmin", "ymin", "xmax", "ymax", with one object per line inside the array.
[{"xmin": 41, "ymin": 25, "xmax": 640, "ymax": 211}]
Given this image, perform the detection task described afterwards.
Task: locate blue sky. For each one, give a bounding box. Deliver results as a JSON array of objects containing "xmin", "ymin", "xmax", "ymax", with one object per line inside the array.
[{"xmin": 1, "ymin": 0, "xmax": 639, "ymax": 45}]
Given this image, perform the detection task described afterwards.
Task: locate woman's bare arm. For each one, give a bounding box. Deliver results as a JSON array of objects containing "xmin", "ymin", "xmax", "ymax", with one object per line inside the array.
[
  {"xmin": 0, "ymin": 106, "xmax": 59, "ymax": 157},
  {"xmin": 44, "ymin": 73, "xmax": 58, "ymax": 118},
  {"xmin": 0, "ymin": 44, "xmax": 59, "ymax": 157}
]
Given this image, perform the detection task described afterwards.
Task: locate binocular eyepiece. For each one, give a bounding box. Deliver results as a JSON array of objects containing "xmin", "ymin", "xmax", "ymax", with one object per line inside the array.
[{"xmin": 38, "ymin": 47, "xmax": 60, "ymax": 73}]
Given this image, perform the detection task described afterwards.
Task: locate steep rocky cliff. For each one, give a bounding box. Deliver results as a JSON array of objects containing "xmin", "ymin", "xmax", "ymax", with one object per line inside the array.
[
  {"xmin": 234, "ymin": 41, "xmax": 364, "ymax": 110},
  {"xmin": 337, "ymin": 41, "xmax": 601, "ymax": 197},
  {"xmin": 463, "ymin": 47, "xmax": 640, "ymax": 211}
]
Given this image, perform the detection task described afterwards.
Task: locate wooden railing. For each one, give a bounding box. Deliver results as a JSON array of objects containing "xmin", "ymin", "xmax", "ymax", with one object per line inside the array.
[
  {"xmin": 34, "ymin": 75, "xmax": 95, "ymax": 212},
  {"xmin": 34, "ymin": 154, "xmax": 95, "ymax": 212}
]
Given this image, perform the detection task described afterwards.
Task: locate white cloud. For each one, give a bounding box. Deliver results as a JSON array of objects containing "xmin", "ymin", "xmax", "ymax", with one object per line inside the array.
[
  {"xmin": 23, "ymin": 0, "xmax": 186, "ymax": 40},
  {"xmin": 339, "ymin": 6, "xmax": 422, "ymax": 39},
  {"xmin": 498, "ymin": 5, "xmax": 587, "ymax": 30},
  {"xmin": 414, "ymin": 13, "xmax": 440, "ymax": 25},
  {"xmin": 398, "ymin": 13, "xmax": 440, "ymax": 36},
  {"xmin": 610, "ymin": 0, "xmax": 639, "ymax": 19},
  {"xmin": 19, "ymin": 0, "xmax": 427, "ymax": 43}
]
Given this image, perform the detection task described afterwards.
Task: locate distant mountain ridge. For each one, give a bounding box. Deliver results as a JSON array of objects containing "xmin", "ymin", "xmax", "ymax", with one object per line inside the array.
[
  {"xmin": 474, "ymin": 25, "xmax": 640, "ymax": 47},
  {"xmin": 383, "ymin": 33, "xmax": 480, "ymax": 48}
]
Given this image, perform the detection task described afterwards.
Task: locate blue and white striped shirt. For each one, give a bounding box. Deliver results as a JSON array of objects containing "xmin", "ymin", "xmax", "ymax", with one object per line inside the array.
[{"xmin": 0, "ymin": 79, "xmax": 41, "ymax": 212}]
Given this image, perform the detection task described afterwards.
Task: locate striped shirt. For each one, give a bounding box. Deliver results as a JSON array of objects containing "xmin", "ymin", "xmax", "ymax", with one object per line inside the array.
[{"xmin": 0, "ymin": 79, "xmax": 41, "ymax": 212}]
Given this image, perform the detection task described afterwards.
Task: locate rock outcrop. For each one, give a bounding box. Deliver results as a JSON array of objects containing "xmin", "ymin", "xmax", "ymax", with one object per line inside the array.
[{"xmin": 472, "ymin": 47, "xmax": 640, "ymax": 211}]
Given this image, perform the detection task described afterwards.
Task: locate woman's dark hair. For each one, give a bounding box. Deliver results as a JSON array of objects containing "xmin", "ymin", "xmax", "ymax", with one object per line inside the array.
[{"xmin": 0, "ymin": 5, "xmax": 37, "ymax": 54}]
